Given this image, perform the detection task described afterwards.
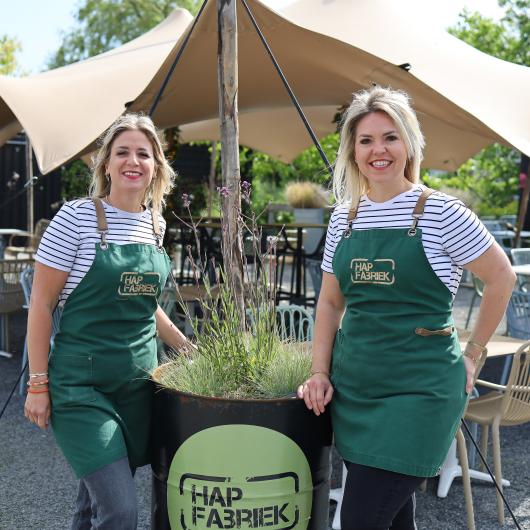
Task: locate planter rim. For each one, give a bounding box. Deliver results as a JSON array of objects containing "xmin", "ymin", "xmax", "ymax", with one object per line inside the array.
[{"xmin": 152, "ymin": 363, "xmax": 300, "ymax": 404}]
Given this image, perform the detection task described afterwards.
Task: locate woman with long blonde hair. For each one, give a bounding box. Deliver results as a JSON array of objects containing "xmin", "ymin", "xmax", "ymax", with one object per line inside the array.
[{"xmin": 299, "ymin": 86, "xmax": 515, "ymax": 529}]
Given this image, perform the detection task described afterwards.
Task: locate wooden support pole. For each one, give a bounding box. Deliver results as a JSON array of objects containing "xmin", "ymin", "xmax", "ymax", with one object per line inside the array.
[
  {"xmin": 25, "ymin": 136, "xmax": 34, "ymax": 235},
  {"xmin": 515, "ymin": 154, "xmax": 530, "ymax": 248},
  {"xmin": 217, "ymin": 0, "xmax": 245, "ymax": 319}
]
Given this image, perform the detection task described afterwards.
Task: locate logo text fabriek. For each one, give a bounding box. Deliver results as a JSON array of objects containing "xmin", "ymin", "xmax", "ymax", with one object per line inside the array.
[
  {"xmin": 118, "ymin": 271, "xmax": 160, "ymax": 296},
  {"xmin": 350, "ymin": 258, "xmax": 395, "ymax": 285},
  {"xmin": 188, "ymin": 483, "xmax": 291, "ymax": 528}
]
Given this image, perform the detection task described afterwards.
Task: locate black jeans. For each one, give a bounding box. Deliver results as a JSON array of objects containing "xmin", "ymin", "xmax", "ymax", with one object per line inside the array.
[{"xmin": 340, "ymin": 461, "xmax": 425, "ymax": 530}]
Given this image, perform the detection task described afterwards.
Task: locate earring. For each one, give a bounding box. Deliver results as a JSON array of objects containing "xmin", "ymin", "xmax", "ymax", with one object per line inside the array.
[{"xmin": 105, "ymin": 174, "xmax": 110, "ymax": 183}]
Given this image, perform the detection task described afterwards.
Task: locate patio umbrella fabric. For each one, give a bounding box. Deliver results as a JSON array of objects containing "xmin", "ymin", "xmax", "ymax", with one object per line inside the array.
[
  {"xmin": 279, "ymin": 0, "xmax": 530, "ymax": 161},
  {"xmin": 131, "ymin": 0, "xmax": 510, "ymax": 171},
  {"xmin": 0, "ymin": 0, "xmax": 528, "ymax": 173},
  {"xmin": 0, "ymin": 9, "xmax": 193, "ymax": 174},
  {"xmin": 179, "ymin": 106, "xmax": 339, "ymax": 162}
]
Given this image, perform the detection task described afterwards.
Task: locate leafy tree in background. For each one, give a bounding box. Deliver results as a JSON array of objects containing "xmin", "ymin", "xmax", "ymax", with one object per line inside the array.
[
  {"xmin": 0, "ymin": 35, "xmax": 22, "ymax": 76},
  {"xmin": 48, "ymin": 0, "xmax": 201, "ymax": 69},
  {"xmin": 443, "ymin": 0, "xmax": 529, "ymax": 215}
]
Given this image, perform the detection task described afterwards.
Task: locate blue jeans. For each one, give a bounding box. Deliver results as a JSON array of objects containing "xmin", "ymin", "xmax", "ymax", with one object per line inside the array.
[
  {"xmin": 70, "ymin": 457, "xmax": 137, "ymax": 530},
  {"xmin": 341, "ymin": 462, "xmax": 424, "ymax": 530}
]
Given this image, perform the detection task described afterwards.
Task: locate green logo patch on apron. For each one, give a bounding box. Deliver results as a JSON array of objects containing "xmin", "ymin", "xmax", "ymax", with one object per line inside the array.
[
  {"xmin": 118, "ymin": 271, "xmax": 161, "ymax": 296},
  {"xmin": 350, "ymin": 258, "xmax": 395, "ymax": 285}
]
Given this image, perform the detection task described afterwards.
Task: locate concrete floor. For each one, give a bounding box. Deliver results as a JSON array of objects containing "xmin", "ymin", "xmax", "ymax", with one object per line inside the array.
[{"xmin": 0, "ymin": 282, "xmax": 528, "ymax": 530}]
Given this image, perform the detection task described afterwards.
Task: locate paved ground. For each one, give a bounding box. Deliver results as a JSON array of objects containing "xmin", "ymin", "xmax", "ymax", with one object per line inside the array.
[{"xmin": 0, "ymin": 284, "xmax": 529, "ymax": 529}]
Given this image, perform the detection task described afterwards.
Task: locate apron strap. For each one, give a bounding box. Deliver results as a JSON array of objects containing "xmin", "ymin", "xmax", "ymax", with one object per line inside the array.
[
  {"xmin": 92, "ymin": 197, "xmax": 109, "ymax": 250},
  {"xmin": 92, "ymin": 198, "xmax": 163, "ymax": 251},
  {"xmin": 408, "ymin": 187, "xmax": 435, "ymax": 236},
  {"xmin": 151, "ymin": 208, "xmax": 163, "ymax": 250},
  {"xmin": 347, "ymin": 200, "xmax": 360, "ymax": 224}
]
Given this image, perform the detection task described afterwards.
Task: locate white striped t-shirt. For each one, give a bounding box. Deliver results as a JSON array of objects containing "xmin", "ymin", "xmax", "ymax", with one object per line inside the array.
[
  {"xmin": 35, "ymin": 198, "xmax": 167, "ymax": 305},
  {"xmin": 322, "ymin": 185, "xmax": 494, "ymax": 297}
]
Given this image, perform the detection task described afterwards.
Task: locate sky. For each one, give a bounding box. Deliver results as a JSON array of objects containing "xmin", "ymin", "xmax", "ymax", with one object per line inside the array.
[{"xmin": 0, "ymin": 0, "xmax": 506, "ymax": 75}]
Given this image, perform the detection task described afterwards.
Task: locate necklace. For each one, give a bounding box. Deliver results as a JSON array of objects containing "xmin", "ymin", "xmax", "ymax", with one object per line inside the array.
[{"xmin": 105, "ymin": 195, "xmax": 143, "ymax": 213}]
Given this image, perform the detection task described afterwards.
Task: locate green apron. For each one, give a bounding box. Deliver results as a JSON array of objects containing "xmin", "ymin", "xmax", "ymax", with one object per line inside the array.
[
  {"xmin": 49, "ymin": 198, "xmax": 171, "ymax": 479},
  {"xmin": 331, "ymin": 188, "xmax": 467, "ymax": 477}
]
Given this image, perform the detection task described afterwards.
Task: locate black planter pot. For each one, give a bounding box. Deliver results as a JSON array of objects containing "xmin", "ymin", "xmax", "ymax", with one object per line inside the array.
[{"xmin": 151, "ymin": 371, "xmax": 333, "ymax": 530}]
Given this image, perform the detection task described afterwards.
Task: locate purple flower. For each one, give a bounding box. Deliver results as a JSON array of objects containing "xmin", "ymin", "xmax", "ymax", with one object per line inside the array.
[
  {"xmin": 217, "ymin": 186, "xmax": 230, "ymax": 198},
  {"xmin": 182, "ymin": 193, "xmax": 191, "ymax": 208}
]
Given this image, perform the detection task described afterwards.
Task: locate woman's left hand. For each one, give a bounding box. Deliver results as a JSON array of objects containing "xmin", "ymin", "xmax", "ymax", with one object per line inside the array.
[{"xmin": 463, "ymin": 356, "xmax": 476, "ymax": 395}]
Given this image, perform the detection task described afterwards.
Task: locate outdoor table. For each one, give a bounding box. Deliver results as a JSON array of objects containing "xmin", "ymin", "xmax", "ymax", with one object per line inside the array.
[
  {"xmin": 512, "ymin": 264, "xmax": 530, "ymax": 276},
  {"xmin": 174, "ymin": 284, "xmax": 220, "ymax": 336}
]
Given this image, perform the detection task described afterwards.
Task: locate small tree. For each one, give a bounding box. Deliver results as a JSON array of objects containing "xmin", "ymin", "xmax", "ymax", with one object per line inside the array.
[{"xmin": 0, "ymin": 35, "xmax": 22, "ymax": 76}]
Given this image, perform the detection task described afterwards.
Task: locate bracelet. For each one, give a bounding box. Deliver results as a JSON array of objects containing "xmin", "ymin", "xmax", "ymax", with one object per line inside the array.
[
  {"xmin": 26, "ymin": 379, "xmax": 49, "ymax": 386},
  {"xmin": 27, "ymin": 387, "xmax": 49, "ymax": 394},
  {"xmin": 464, "ymin": 340, "xmax": 488, "ymax": 364},
  {"xmin": 29, "ymin": 372, "xmax": 48, "ymax": 378},
  {"xmin": 310, "ymin": 370, "xmax": 330, "ymax": 376}
]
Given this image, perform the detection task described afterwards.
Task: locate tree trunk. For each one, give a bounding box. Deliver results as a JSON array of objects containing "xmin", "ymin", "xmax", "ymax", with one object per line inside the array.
[{"xmin": 217, "ymin": 0, "xmax": 245, "ymax": 321}]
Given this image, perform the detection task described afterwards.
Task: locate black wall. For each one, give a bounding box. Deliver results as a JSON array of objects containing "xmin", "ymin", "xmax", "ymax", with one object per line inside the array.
[{"xmin": 0, "ymin": 134, "xmax": 61, "ymax": 230}]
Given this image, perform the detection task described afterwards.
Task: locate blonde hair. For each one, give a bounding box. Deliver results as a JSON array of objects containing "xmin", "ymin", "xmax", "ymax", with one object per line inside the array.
[
  {"xmin": 332, "ymin": 86, "xmax": 425, "ymax": 206},
  {"xmin": 90, "ymin": 113, "xmax": 175, "ymax": 212}
]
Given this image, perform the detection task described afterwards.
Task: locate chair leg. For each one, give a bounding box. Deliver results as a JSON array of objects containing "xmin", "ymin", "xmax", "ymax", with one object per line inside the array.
[
  {"xmin": 491, "ymin": 419, "xmax": 505, "ymax": 526},
  {"xmin": 457, "ymin": 428, "xmax": 476, "ymax": 530},
  {"xmin": 480, "ymin": 425, "xmax": 489, "ymax": 472}
]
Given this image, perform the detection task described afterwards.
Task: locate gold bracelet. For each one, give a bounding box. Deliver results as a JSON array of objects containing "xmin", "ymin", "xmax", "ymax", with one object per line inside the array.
[
  {"xmin": 310, "ymin": 370, "xmax": 330, "ymax": 376},
  {"xmin": 464, "ymin": 340, "xmax": 488, "ymax": 364}
]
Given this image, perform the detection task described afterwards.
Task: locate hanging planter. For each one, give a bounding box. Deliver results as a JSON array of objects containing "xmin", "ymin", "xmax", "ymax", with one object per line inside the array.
[{"xmin": 151, "ymin": 375, "xmax": 332, "ymax": 530}]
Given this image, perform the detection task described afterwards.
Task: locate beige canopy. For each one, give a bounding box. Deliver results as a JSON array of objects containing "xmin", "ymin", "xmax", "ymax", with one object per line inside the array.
[
  {"xmin": 0, "ymin": 9, "xmax": 193, "ymax": 173},
  {"xmin": 0, "ymin": 0, "xmax": 529, "ymax": 173}
]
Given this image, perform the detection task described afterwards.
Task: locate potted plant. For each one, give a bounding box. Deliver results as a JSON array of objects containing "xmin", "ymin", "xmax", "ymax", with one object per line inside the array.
[
  {"xmin": 151, "ymin": 184, "xmax": 332, "ymax": 530},
  {"xmin": 285, "ymin": 182, "xmax": 329, "ymax": 254}
]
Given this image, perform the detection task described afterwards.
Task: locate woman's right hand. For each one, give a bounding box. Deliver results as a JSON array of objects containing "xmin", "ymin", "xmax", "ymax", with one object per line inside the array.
[
  {"xmin": 297, "ymin": 373, "xmax": 334, "ymax": 416},
  {"xmin": 24, "ymin": 392, "xmax": 51, "ymax": 430}
]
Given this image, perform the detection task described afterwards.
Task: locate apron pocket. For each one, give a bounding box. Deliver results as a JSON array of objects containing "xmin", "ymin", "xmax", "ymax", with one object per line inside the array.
[{"xmin": 50, "ymin": 354, "xmax": 96, "ymax": 405}]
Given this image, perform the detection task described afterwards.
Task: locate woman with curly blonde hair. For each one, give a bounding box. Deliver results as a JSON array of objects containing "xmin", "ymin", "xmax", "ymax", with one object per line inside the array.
[{"xmin": 24, "ymin": 113, "xmax": 190, "ymax": 529}]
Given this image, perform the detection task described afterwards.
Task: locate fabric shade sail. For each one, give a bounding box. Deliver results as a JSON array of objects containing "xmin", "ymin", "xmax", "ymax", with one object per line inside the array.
[
  {"xmin": 0, "ymin": 0, "xmax": 528, "ymax": 173},
  {"xmin": 0, "ymin": 9, "xmax": 193, "ymax": 174}
]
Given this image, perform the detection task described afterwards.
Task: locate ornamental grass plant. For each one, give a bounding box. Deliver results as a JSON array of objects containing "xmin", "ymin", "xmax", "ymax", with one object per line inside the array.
[
  {"xmin": 156, "ymin": 182, "xmax": 311, "ymax": 399},
  {"xmin": 285, "ymin": 181, "xmax": 328, "ymax": 209}
]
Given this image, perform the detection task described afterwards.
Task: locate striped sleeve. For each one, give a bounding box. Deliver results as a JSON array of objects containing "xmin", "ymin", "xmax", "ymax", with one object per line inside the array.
[
  {"xmin": 321, "ymin": 206, "xmax": 349, "ymax": 274},
  {"xmin": 440, "ymin": 197, "xmax": 495, "ymax": 266},
  {"xmin": 35, "ymin": 203, "xmax": 80, "ymax": 272}
]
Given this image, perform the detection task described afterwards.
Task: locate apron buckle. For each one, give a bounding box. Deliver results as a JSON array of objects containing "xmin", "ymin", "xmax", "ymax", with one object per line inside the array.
[
  {"xmin": 343, "ymin": 228, "xmax": 352, "ymax": 239},
  {"xmin": 98, "ymin": 229, "xmax": 109, "ymax": 250},
  {"xmin": 408, "ymin": 215, "xmax": 420, "ymax": 237}
]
